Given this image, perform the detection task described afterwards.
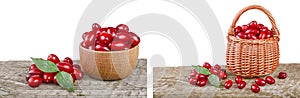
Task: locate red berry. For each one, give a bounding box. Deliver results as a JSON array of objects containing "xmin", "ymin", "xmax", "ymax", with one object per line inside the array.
[
  {"xmin": 203, "ymin": 62, "xmax": 211, "ymax": 70},
  {"xmin": 71, "ymin": 73, "xmax": 76, "ymax": 83},
  {"xmin": 260, "ymin": 26, "xmax": 269, "ymax": 32},
  {"xmin": 28, "ymin": 68, "xmax": 43, "ymax": 76},
  {"xmin": 42, "ymin": 73, "xmax": 54, "ymax": 83},
  {"xmin": 251, "ymin": 84, "xmax": 260, "ymax": 93},
  {"xmin": 241, "ymin": 25, "xmax": 249, "ymax": 32},
  {"xmin": 259, "ymin": 31, "xmax": 267, "ymax": 39},
  {"xmin": 110, "ymin": 41, "xmax": 130, "ymax": 51},
  {"xmin": 27, "ymin": 75, "xmax": 43, "ymax": 88},
  {"xmin": 189, "ymin": 70, "xmax": 197, "ymax": 79},
  {"xmin": 255, "ymin": 78, "xmax": 266, "ymax": 86},
  {"xmin": 95, "ymin": 43, "xmax": 110, "ymax": 51},
  {"xmin": 73, "ymin": 64, "xmax": 81, "ymax": 70},
  {"xmin": 278, "ymin": 72, "xmax": 287, "ymax": 79},
  {"xmin": 235, "ymin": 76, "xmax": 243, "ymax": 84},
  {"xmin": 237, "ymin": 81, "xmax": 246, "ymax": 89},
  {"xmin": 114, "ymin": 32, "xmax": 131, "ymax": 42},
  {"xmin": 257, "ymin": 23, "xmax": 264, "ymax": 29},
  {"xmin": 214, "ymin": 64, "xmax": 221, "ymax": 70},
  {"xmin": 189, "ymin": 77, "xmax": 198, "ymax": 85},
  {"xmin": 248, "ymin": 21, "xmax": 257, "ymax": 28},
  {"xmin": 47, "ymin": 54, "xmax": 60, "ymax": 64},
  {"xmin": 92, "ymin": 23, "xmax": 101, "ymax": 31},
  {"xmin": 248, "ymin": 33, "xmax": 258, "ymax": 40},
  {"xmin": 72, "ymin": 68, "xmax": 83, "ymax": 80},
  {"xmin": 82, "ymin": 32, "xmax": 88, "ymax": 40},
  {"xmin": 234, "ymin": 26, "xmax": 242, "ymax": 33},
  {"xmin": 116, "ymin": 24, "xmax": 129, "ymax": 32},
  {"xmin": 84, "ymin": 31, "xmax": 97, "ymax": 46},
  {"xmin": 53, "ymin": 74, "xmax": 58, "ymax": 85},
  {"xmin": 236, "ymin": 32, "xmax": 248, "ymax": 39},
  {"xmin": 196, "ymin": 79, "xmax": 207, "ymax": 87},
  {"xmin": 63, "ymin": 57, "xmax": 73, "ymax": 65},
  {"xmin": 266, "ymin": 31, "xmax": 273, "ymax": 38},
  {"xmin": 29, "ymin": 64, "xmax": 37, "ymax": 71},
  {"xmin": 56, "ymin": 62, "xmax": 74, "ymax": 73},
  {"xmin": 224, "ymin": 80, "xmax": 233, "ymax": 89},
  {"xmin": 265, "ymin": 76, "xmax": 275, "ymax": 84},
  {"xmin": 244, "ymin": 29, "xmax": 252, "ymax": 34},
  {"xmin": 210, "ymin": 68, "xmax": 220, "ymax": 75},
  {"xmin": 196, "ymin": 74, "xmax": 207, "ymax": 80},
  {"xmin": 128, "ymin": 32, "xmax": 140, "ymax": 47},
  {"xmin": 219, "ymin": 70, "xmax": 227, "ymax": 80},
  {"xmin": 107, "ymin": 27, "xmax": 116, "ymax": 37},
  {"xmin": 97, "ymin": 32, "xmax": 113, "ymax": 45}
]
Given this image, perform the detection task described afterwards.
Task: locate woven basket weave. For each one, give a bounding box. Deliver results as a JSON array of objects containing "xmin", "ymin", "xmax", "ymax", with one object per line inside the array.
[
  {"xmin": 79, "ymin": 45, "xmax": 139, "ymax": 80},
  {"xmin": 226, "ymin": 5, "xmax": 280, "ymax": 78}
]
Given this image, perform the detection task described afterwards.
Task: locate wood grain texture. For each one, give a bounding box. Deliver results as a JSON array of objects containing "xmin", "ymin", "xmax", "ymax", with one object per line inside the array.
[
  {"xmin": 154, "ymin": 64, "xmax": 300, "ymax": 98},
  {"xmin": 0, "ymin": 59, "xmax": 147, "ymax": 98}
]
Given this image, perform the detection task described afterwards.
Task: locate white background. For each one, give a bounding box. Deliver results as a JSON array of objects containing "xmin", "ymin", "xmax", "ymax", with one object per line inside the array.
[{"xmin": 0, "ymin": 0, "xmax": 299, "ymax": 63}]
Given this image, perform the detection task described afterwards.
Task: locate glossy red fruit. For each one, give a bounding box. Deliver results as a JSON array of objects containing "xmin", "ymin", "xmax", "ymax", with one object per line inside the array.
[
  {"xmin": 47, "ymin": 54, "xmax": 60, "ymax": 64},
  {"xmin": 71, "ymin": 73, "xmax": 76, "ymax": 83},
  {"xmin": 53, "ymin": 74, "xmax": 58, "ymax": 85},
  {"xmin": 114, "ymin": 32, "xmax": 131, "ymax": 42},
  {"xmin": 189, "ymin": 69, "xmax": 197, "ymax": 79},
  {"xmin": 81, "ymin": 41, "xmax": 88, "ymax": 48},
  {"xmin": 234, "ymin": 26, "xmax": 242, "ymax": 33},
  {"xmin": 219, "ymin": 70, "xmax": 227, "ymax": 80},
  {"xmin": 73, "ymin": 68, "xmax": 83, "ymax": 80},
  {"xmin": 255, "ymin": 78, "xmax": 266, "ymax": 86},
  {"xmin": 56, "ymin": 62, "xmax": 74, "ymax": 73},
  {"xmin": 259, "ymin": 32, "xmax": 267, "ymax": 39},
  {"xmin": 260, "ymin": 26, "xmax": 269, "ymax": 32},
  {"xmin": 92, "ymin": 23, "xmax": 101, "ymax": 31},
  {"xmin": 238, "ymin": 81, "xmax": 246, "ymax": 89},
  {"xmin": 266, "ymin": 31, "xmax": 273, "ymax": 38},
  {"xmin": 110, "ymin": 41, "xmax": 130, "ymax": 51},
  {"xmin": 28, "ymin": 68, "xmax": 43, "ymax": 76},
  {"xmin": 278, "ymin": 72, "xmax": 287, "ymax": 79},
  {"xmin": 107, "ymin": 27, "xmax": 116, "ymax": 37},
  {"xmin": 43, "ymin": 73, "xmax": 54, "ymax": 83},
  {"xmin": 128, "ymin": 32, "xmax": 140, "ymax": 47},
  {"xmin": 224, "ymin": 80, "xmax": 233, "ymax": 89},
  {"xmin": 196, "ymin": 74, "xmax": 207, "ymax": 80},
  {"xmin": 196, "ymin": 79, "xmax": 207, "ymax": 87},
  {"xmin": 241, "ymin": 25, "xmax": 249, "ymax": 32},
  {"xmin": 97, "ymin": 32, "xmax": 112, "ymax": 45},
  {"xmin": 236, "ymin": 32, "xmax": 248, "ymax": 39},
  {"xmin": 116, "ymin": 24, "xmax": 129, "ymax": 32},
  {"xmin": 27, "ymin": 75, "xmax": 43, "ymax": 88},
  {"xmin": 95, "ymin": 43, "xmax": 110, "ymax": 51},
  {"xmin": 189, "ymin": 77, "xmax": 198, "ymax": 85},
  {"xmin": 244, "ymin": 29, "xmax": 253, "ymax": 34},
  {"xmin": 248, "ymin": 33, "xmax": 258, "ymax": 40},
  {"xmin": 235, "ymin": 76, "xmax": 243, "ymax": 84},
  {"xmin": 26, "ymin": 74, "xmax": 32, "ymax": 81},
  {"xmin": 257, "ymin": 23, "xmax": 264, "ymax": 29},
  {"xmin": 29, "ymin": 64, "xmax": 37, "ymax": 71},
  {"xmin": 265, "ymin": 76, "xmax": 275, "ymax": 84},
  {"xmin": 73, "ymin": 64, "xmax": 81, "ymax": 70},
  {"xmin": 249, "ymin": 21, "xmax": 257, "ymax": 28},
  {"xmin": 210, "ymin": 68, "xmax": 220, "ymax": 75},
  {"xmin": 84, "ymin": 31, "xmax": 97, "ymax": 46},
  {"xmin": 214, "ymin": 64, "xmax": 221, "ymax": 70},
  {"xmin": 203, "ymin": 62, "xmax": 211, "ymax": 70},
  {"xmin": 252, "ymin": 29, "xmax": 260, "ymax": 35},
  {"xmin": 63, "ymin": 57, "xmax": 73, "ymax": 65},
  {"xmin": 82, "ymin": 32, "xmax": 88, "ymax": 40},
  {"xmin": 251, "ymin": 84, "xmax": 260, "ymax": 93}
]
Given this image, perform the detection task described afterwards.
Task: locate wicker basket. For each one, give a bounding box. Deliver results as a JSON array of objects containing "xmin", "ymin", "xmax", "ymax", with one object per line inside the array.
[
  {"xmin": 79, "ymin": 45, "xmax": 139, "ymax": 80},
  {"xmin": 226, "ymin": 5, "xmax": 280, "ymax": 78}
]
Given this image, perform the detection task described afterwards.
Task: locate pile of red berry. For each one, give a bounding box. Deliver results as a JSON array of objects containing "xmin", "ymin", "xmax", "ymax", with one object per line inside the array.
[
  {"xmin": 224, "ymin": 72, "xmax": 287, "ymax": 93},
  {"xmin": 81, "ymin": 23, "xmax": 140, "ymax": 51},
  {"xmin": 234, "ymin": 20, "xmax": 273, "ymax": 39},
  {"xmin": 26, "ymin": 54, "xmax": 83, "ymax": 88},
  {"xmin": 189, "ymin": 62, "xmax": 227, "ymax": 87}
]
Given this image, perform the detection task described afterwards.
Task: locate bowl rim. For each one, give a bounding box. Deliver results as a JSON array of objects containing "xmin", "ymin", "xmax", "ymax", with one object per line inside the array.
[{"xmin": 79, "ymin": 44, "xmax": 139, "ymax": 54}]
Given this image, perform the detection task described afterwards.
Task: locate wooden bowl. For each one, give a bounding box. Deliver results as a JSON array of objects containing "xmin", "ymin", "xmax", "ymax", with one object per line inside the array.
[{"xmin": 79, "ymin": 45, "xmax": 139, "ymax": 80}]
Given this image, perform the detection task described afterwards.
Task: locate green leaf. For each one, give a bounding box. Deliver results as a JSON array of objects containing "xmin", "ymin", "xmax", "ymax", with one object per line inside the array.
[
  {"xmin": 192, "ymin": 65, "xmax": 211, "ymax": 75},
  {"xmin": 31, "ymin": 57, "xmax": 59, "ymax": 72},
  {"xmin": 56, "ymin": 71, "xmax": 74, "ymax": 92},
  {"xmin": 208, "ymin": 74, "xmax": 220, "ymax": 87}
]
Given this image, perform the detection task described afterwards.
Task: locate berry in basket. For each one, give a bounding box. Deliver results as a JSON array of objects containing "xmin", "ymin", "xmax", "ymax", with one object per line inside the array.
[
  {"xmin": 81, "ymin": 23, "xmax": 140, "ymax": 51},
  {"xmin": 234, "ymin": 20, "xmax": 273, "ymax": 39}
]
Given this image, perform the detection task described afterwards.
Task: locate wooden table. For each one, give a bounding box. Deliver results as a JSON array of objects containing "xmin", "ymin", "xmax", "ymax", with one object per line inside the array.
[
  {"xmin": 0, "ymin": 59, "xmax": 147, "ymax": 98},
  {"xmin": 154, "ymin": 64, "xmax": 300, "ymax": 98}
]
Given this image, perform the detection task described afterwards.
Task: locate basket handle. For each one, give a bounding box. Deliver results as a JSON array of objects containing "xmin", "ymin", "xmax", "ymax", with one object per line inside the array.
[{"xmin": 228, "ymin": 5, "xmax": 280, "ymax": 37}]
